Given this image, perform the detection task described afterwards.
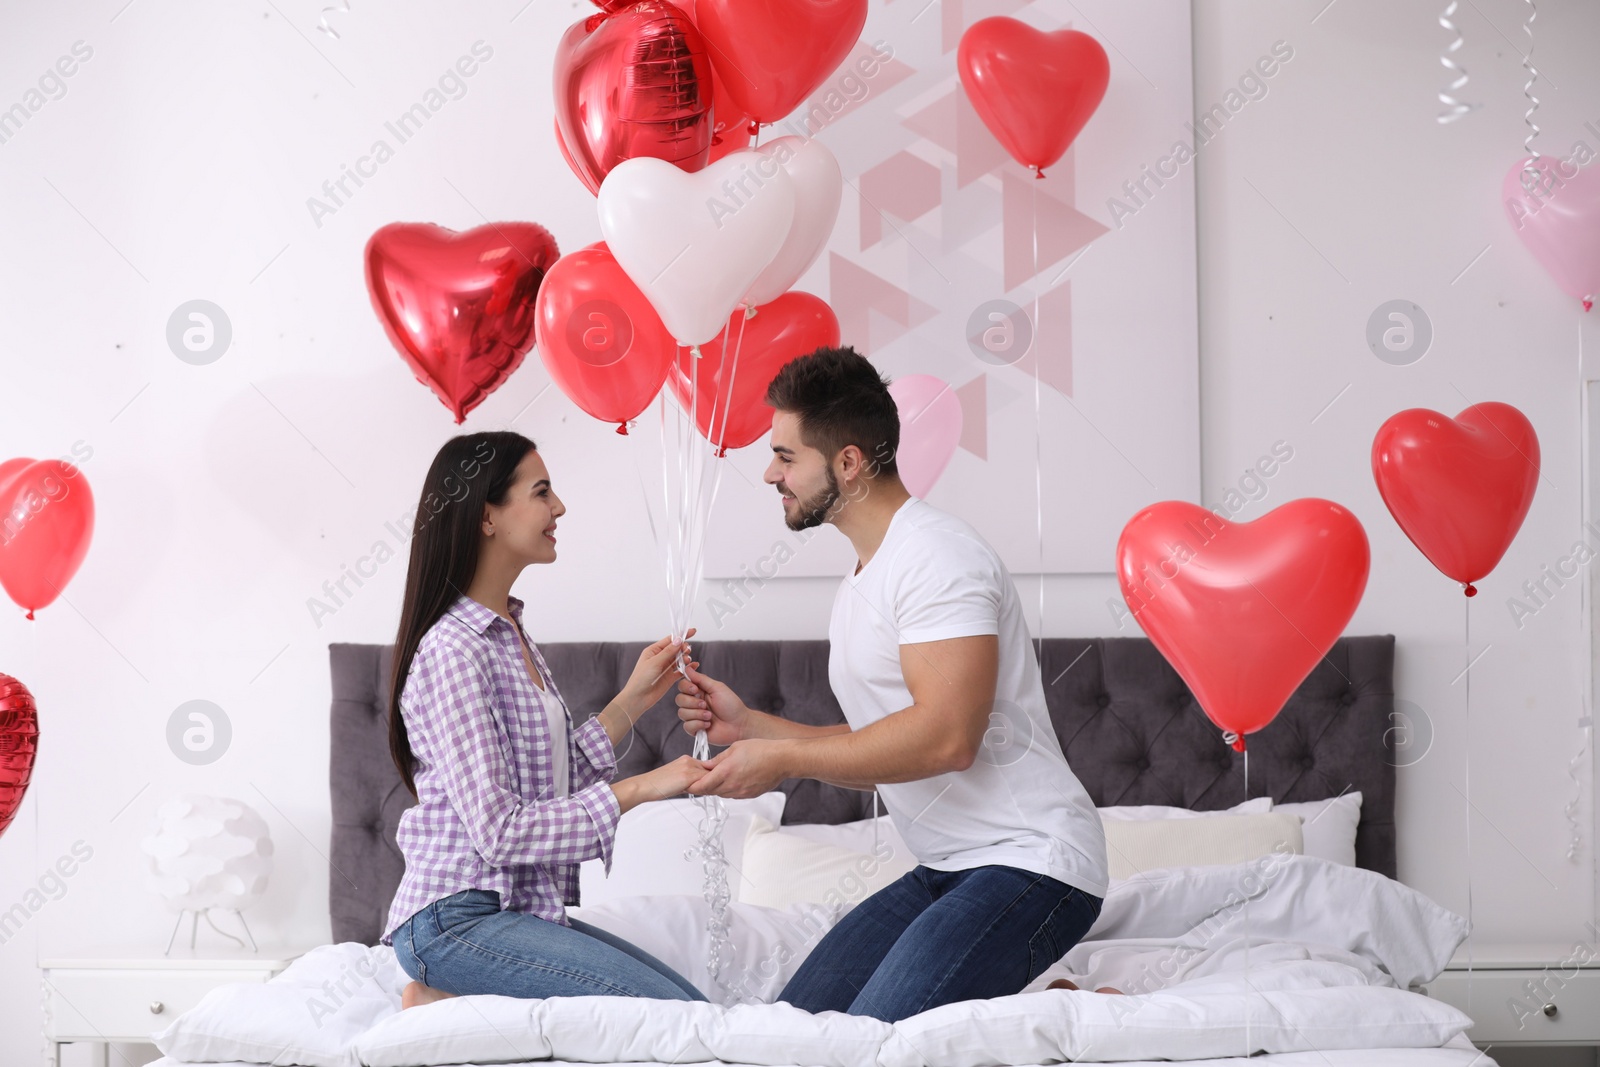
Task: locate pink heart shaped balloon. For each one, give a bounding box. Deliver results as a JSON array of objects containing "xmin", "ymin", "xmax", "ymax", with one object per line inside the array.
[
  {"xmin": 1503, "ymin": 154, "xmax": 1600, "ymax": 310},
  {"xmin": 889, "ymin": 375, "xmax": 962, "ymax": 497}
]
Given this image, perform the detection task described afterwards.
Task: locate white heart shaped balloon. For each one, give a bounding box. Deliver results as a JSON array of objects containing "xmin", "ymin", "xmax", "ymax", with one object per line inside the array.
[
  {"xmin": 744, "ymin": 136, "xmax": 844, "ymax": 307},
  {"xmin": 598, "ymin": 152, "xmax": 795, "ymax": 348}
]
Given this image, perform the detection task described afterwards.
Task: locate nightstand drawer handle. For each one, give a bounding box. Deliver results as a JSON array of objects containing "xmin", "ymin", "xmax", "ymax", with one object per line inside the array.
[
  {"xmin": 1542, "ymin": 1002, "xmax": 1557, "ymax": 1018},
  {"xmin": 150, "ymin": 1001, "xmax": 165, "ymax": 1015}
]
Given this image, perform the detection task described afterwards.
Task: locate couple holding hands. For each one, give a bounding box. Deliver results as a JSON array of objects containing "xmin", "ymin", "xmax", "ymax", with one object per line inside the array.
[{"xmin": 380, "ymin": 347, "xmax": 1111, "ymax": 1023}]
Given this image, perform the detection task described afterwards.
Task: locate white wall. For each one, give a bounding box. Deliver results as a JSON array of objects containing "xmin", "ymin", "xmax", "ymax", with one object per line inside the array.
[{"xmin": 0, "ymin": 0, "xmax": 1596, "ymax": 1061}]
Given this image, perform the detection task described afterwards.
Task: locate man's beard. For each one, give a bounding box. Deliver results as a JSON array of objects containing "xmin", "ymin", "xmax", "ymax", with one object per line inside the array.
[{"xmin": 784, "ymin": 467, "xmax": 841, "ymax": 532}]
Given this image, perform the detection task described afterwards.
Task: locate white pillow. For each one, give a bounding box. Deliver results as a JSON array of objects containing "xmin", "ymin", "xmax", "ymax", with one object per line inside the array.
[
  {"xmin": 151, "ymin": 942, "xmax": 406, "ymax": 1066},
  {"xmin": 567, "ymin": 893, "xmax": 853, "ymax": 1005},
  {"xmin": 579, "ymin": 791, "xmax": 786, "ymax": 905},
  {"xmin": 738, "ymin": 816, "xmax": 919, "ymax": 909},
  {"xmin": 1275, "ymin": 791, "xmax": 1362, "ymax": 867},
  {"xmin": 1105, "ymin": 811, "xmax": 1303, "ymax": 881},
  {"xmin": 1098, "ymin": 796, "xmax": 1272, "ymax": 821},
  {"xmin": 781, "ymin": 812, "xmax": 908, "ymax": 857}
]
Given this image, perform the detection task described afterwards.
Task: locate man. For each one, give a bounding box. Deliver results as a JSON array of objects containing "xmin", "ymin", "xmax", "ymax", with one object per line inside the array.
[{"xmin": 675, "ymin": 346, "xmax": 1110, "ymax": 1022}]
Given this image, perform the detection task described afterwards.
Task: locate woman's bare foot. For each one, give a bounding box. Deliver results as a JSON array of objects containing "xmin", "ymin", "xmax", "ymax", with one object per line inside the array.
[
  {"xmin": 402, "ymin": 980, "xmax": 459, "ymax": 1009},
  {"xmin": 1047, "ymin": 978, "xmax": 1125, "ymax": 995}
]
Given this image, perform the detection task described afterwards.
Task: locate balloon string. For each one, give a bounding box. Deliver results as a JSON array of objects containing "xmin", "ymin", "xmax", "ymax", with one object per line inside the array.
[
  {"xmin": 666, "ymin": 315, "xmax": 738, "ymax": 988},
  {"xmin": 711, "ymin": 306, "xmax": 752, "ymax": 460},
  {"xmin": 1463, "ymin": 594, "xmax": 1474, "ymax": 1001},
  {"xmin": 1032, "ymin": 170, "xmax": 1045, "ymax": 663},
  {"xmin": 1436, "ymin": 1, "xmax": 1480, "ymax": 123},
  {"xmin": 29, "ymin": 615, "xmax": 41, "ymax": 1055},
  {"xmin": 1571, "ymin": 322, "xmax": 1593, "ymax": 861}
]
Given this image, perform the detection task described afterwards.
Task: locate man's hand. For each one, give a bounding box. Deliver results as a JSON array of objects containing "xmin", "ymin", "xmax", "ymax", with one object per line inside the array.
[
  {"xmin": 685, "ymin": 739, "xmax": 789, "ymax": 799},
  {"xmin": 675, "ymin": 665, "xmax": 753, "ymax": 746}
]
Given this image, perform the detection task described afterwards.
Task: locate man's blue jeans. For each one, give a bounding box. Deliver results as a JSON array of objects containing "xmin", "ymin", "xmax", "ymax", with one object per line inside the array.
[
  {"xmin": 392, "ymin": 888, "xmax": 707, "ymax": 1001},
  {"xmin": 779, "ymin": 863, "xmax": 1102, "ymax": 1022}
]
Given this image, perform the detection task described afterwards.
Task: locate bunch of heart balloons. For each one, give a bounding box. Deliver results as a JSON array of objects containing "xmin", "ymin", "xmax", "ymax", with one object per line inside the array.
[
  {"xmin": 365, "ymin": 0, "xmax": 867, "ymax": 439},
  {"xmin": 541, "ymin": 0, "xmax": 869, "ymax": 445},
  {"xmin": 1116, "ymin": 403, "xmax": 1539, "ymax": 752},
  {"xmin": 0, "ymin": 457, "xmax": 95, "ymax": 620}
]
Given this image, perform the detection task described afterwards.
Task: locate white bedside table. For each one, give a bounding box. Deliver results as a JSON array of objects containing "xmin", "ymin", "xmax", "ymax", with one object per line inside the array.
[
  {"xmin": 1418, "ymin": 942, "xmax": 1600, "ymax": 1048},
  {"xmin": 40, "ymin": 956, "xmax": 298, "ymax": 1067}
]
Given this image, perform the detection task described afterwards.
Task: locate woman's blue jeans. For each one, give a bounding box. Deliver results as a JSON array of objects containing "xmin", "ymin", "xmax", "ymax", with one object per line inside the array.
[
  {"xmin": 391, "ymin": 888, "xmax": 707, "ymax": 1002},
  {"xmin": 779, "ymin": 863, "xmax": 1103, "ymax": 1022}
]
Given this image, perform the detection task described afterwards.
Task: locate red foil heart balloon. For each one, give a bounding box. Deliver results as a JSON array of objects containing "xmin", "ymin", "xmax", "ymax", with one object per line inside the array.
[
  {"xmin": 365, "ymin": 222, "xmax": 558, "ymax": 423},
  {"xmin": 693, "ymin": 0, "xmax": 868, "ymax": 125},
  {"xmin": 1117, "ymin": 499, "xmax": 1370, "ymax": 751},
  {"xmin": 958, "ymin": 19, "xmax": 1109, "ymax": 177},
  {"xmin": 667, "ymin": 291, "xmax": 839, "ymax": 455},
  {"xmin": 0, "ymin": 673, "xmax": 38, "ymax": 840},
  {"xmin": 554, "ymin": 1, "xmax": 714, "ymax": 195},
  {"xmin": 0, "ymin": 458, "xmax": 95, "ymax": 620},
  {"xmin": 1372, "ymin": 403, "xmax": 1540, "ymax": 596}
]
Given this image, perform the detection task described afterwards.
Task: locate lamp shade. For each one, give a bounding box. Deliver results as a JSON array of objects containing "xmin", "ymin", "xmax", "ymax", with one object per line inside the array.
[{"xmin": 140, "ymin": 794, "xmax": 273, "ymax": 912}]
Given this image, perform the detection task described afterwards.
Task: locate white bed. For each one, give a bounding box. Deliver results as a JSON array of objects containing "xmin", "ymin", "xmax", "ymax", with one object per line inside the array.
[
  {"xmin": 152, "ymin": 635, "xmax": 1485, "ymax": 1067},
  {"xmin": 148, "ymin": 849, "xmax": 1490, "ymax": 1067}
]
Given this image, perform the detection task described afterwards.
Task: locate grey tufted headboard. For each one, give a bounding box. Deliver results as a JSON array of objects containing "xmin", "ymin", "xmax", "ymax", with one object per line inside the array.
[{"xmin": 330, "ymin": 635, "xmax": 1398, "ymax": 945}]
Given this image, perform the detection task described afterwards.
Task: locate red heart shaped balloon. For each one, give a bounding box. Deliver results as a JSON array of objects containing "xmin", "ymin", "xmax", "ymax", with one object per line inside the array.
[
  {"xmin": 534, "ymin": 242, "xmax": 678, "ymax": 433},
  {"xmin": 1117, "ymin": 499, "xmax": 1370, "ymax": 750},
  {"xmin": 554, "ymin": 1, "xmax": 714, "ymax": 195},
  {"xmin": 365, "ymin": 221, "xmax": 558, "ymax": 423},
  {"xmin": 668, "ymin": 290, "xmax": 839, "ymax": 454},
  {"xmin": 1372, "ymin": 403, "xmax": 1540, "ymax": 595},
  {"xmin": 958, "ymin": 19, "xmax": 1109, "ymax": 176},
  {"xmin": 0, "ymin": 458, "xmax": 95, "ymax": 620},
  {"xmin": 693, "ymin": 0, "xmax": 868, "ymax": 125},
  {"xmin": 676, "ymin": 0, "xmax": 753, "ymax": 159},
  {"xmin": 0, "ymin": 673, "xmax": 38, "ymax": 841}
]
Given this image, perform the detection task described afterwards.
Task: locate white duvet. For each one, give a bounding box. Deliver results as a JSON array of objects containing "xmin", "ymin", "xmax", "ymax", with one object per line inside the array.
[{"xmin": 153, "ymin": 856, "xmax": 1479, "ymax": 1067}]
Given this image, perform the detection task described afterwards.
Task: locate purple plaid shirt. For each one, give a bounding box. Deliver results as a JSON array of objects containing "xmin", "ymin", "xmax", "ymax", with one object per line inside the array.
[{"xmin": 381, "ymin": 593, "xmax": 621, "ymax": 945}]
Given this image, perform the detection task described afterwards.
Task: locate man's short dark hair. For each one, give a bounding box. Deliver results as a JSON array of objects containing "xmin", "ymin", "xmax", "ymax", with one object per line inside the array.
[{"xmin": 765, "ymin": 346, "xmax": 899, "ymax": 477}]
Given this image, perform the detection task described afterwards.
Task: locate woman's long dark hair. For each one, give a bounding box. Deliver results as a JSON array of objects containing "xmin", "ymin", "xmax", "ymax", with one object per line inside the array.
[{"xmin": 389, "ymin": 431, "xmax": 538, "ymax": 797}]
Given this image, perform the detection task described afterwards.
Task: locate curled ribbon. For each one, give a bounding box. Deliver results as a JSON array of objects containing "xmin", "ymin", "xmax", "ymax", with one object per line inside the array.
[
  {"xmin": 317, "ymin": 0, "xmax": 351, "ymax": 39},
  {"xmin": 1521, "ymin": 0, "xmax": 1541, "ymax": 171},
  {"xmin": 1436, "ymin": 1, "xmax": 1479, "ymax": 124}
]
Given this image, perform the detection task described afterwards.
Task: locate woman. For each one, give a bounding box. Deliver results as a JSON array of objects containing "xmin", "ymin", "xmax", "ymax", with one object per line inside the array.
[{"xmin": 382, "ymin": 430, "xmax": 711, "ymax": 1008}]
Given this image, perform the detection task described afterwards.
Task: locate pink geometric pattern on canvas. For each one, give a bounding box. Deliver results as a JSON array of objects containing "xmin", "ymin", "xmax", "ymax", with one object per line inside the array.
[
  {"xmin": 1006, "ymin": 280, "xmax": 1074, "ymax": 398},
  {"xmin": 860, "ymin": 151, "xmax": 943, "ymax": 249},
  {"xmin": 786, "ymin": 41, "xmax": 918, "ymax": 136},
  {"xmin": 1001, "ymin": 152, "xmax": 1109, "ymax": 291},
  {"xmin": 956, "ymin": 374, "xmax": 988, "ymax": 459},
  {"xmin": 901, "ymin": 88, "xmax": 1013, "ymax": 189},
  {"xmin": 823, "ymin": 5, "xmax": 1109, "ymax": 428},
  {"xmin": 828, "ymin": 252, "xmax": 939, "ymax": 355}
]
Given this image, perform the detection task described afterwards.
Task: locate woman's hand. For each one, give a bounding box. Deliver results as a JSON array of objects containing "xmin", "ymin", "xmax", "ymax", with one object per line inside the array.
[
  {"xmin": 675, "ymin": 665, "xmax": 753, "ymax": 747},
  {"xmin": 612, "ymin": 755, "xmax": 711, "ymax": 812},
  {"xmin": 619, "ymin": 629, "xmax": 697, "ymax": 720}
]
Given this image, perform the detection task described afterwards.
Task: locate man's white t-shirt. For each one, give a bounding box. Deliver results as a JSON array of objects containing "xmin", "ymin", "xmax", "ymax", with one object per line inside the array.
[{"xmin": 827, "ymin": 497, "xmax": 1109, "ymax": 898}]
